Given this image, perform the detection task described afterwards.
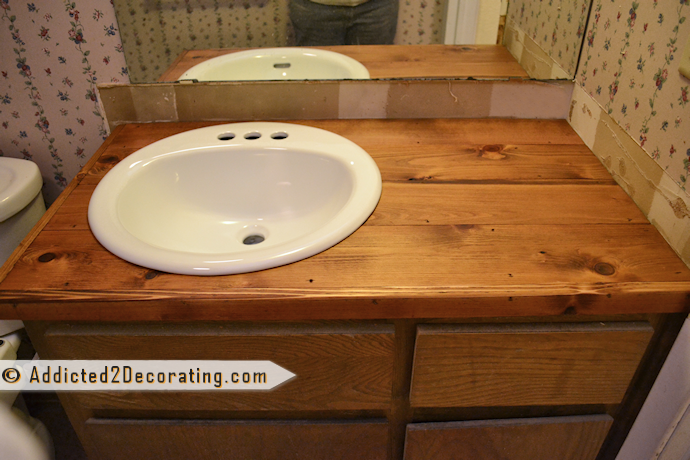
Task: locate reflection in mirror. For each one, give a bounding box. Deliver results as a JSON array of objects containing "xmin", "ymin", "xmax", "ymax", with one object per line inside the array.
[
  {"xmin": 114, "ymin": 0, "xmax": 591, "ymax": 83},
  {"xmin": 504, "ymin": 0, "xmax": 591, "ymax": 80},
  {"xmin": 161, "ymin": 45, "xmax": 528, "ymax": 81},
  {"xmin": 176, "ymin": 48, "xmax": 373, "ymax": 81},
  {"xmin": 114, "ymin": 0, "xmax": 445, "ymax": 82},
  {"xmin": 289, "ymin": 0, "xmax": 398, "ymax": 46}
]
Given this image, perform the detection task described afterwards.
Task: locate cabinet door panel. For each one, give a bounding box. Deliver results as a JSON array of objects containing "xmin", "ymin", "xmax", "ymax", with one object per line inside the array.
[
  {"xmin": 85, "ymin": 418, "xmax": 389, "ymax": 460},
  {"xmin": 410, "ymin": 322, "xmax": 653, "ymax": 407},
  {"xmin": 404, "ymin": 415, "xmax": 612, "ymax": 460},
  {"xmin": 44, "ymin": 323, "xmax": 394, "ymax": 411}
]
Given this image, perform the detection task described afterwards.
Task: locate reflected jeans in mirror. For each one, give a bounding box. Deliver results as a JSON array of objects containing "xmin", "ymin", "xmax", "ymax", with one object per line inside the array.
[{"xmin": 289, "ymin": 0, "xmax": 398, "ymax": 46}]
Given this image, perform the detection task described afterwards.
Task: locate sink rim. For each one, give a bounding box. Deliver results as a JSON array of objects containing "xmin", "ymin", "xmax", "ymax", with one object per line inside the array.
[
  {"xmin": 87, "ymin": 122, "xmax": 382, "ymax": 276},
  {"xmin": 179, "ymin": 47, "xmax": 371, "ymax": 81}
]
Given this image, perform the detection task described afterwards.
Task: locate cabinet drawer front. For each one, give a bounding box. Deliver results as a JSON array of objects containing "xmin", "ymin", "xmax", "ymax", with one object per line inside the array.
[
  {"xmin": 85, "ymin": 418, "xmax": 389, "ymax": 460},
  {"xmin": 44, "ymin": 323, "xmax": 394, "ymax": 411},
  {"xmin": 410, "ymin": 322, "xmax": 653, "ymax": 408},
  {"xmin": 404, "ymin": 415, "xmax": 612, "ymax": 460}
]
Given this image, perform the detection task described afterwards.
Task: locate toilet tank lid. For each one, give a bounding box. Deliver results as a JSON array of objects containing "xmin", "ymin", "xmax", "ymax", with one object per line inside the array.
[{"xmin": 0, "ymin": 158, "xmax": 43, "ymax": 223}]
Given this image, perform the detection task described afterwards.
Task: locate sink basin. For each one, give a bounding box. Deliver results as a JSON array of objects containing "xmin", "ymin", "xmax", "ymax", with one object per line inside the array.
[
  {"xmin": 88, "ymin": 122, "xmax": 381, "ymax": 275},
  {"xmin": 179, "ymin": 48, "xmax": 370, "ymax": 81}
]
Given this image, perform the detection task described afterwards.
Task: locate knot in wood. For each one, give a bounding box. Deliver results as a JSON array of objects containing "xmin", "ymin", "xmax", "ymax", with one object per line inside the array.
[
  {"xmin": 37, "ymin": 253, "xmax": 56, "ymax": 263},
  {"xmin": 480, "ymin": 145, "xmax": 506, "ymax": 160},
  {"xmin": 594, "ymin": 262, "xmax": 616, "ymax": 276},
  {"xmin": 145, "ymin": 270, "xmax": 161, "ymax": 280}
]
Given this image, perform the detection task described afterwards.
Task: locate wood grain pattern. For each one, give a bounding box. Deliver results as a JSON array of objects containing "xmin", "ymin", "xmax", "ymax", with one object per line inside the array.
[
  {"xmin": 157, "ymin": 45, "xmax": 529, "ymax": 81},
  {"xmin": 0, "ymin": 124, "xmax": 124, "ymax": 286},
  {"xmin": 44, "ymin": 182, "xmax": 645, "ymax": 233},
  {"xmin": 43, "ymin": 323, "xmax": 394, "ymax": 411},
  {"xmin": 1, "ymin": 119, "xmax": 689, "ymax": 321},
  {"xmin": 76, "ymin": 119, "xmax": 591, "ymax": 186},
  {"xmin": 403, "ymin": 415, "xmax": 613, "ymax": 460},
  {"xmin": 6, "ymin": 224, "xmax": 687, "ymax": 291},
  {"xmin": 409, "ymin": 323, "xmax": 653, "ymax": 408},
  {"xmin": 84, "ymin": 418, "xmax": 389, "ymax": 460}
]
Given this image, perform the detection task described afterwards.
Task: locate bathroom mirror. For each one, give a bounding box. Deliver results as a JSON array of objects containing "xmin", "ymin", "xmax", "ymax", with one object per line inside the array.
[{"xmin": 113, "ymin": 0, "xmax": 591, "ymax": 83}]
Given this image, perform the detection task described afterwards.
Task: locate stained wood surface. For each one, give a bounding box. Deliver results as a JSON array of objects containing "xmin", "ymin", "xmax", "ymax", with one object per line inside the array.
[
  {"xmin": 157, "ymin": 45, "xmax": 529, "ymax": 81},
  {"xmin": 43, "ymin": 322, "xmax": 394, "ymax": 411},
  {"xmin": 403, "ymin": 415, "xmax": 613, "ymax": 460},
  {"xmin": 1, "ymin": 119, "xmax": 690, "ymax": 321},
  {"xmin": 84, "ymin": 418, "xmax": 389, "ymax": 460},
  {"xmin": 409, "ymin": 323, "xmax": 654, "ymax": 408}
]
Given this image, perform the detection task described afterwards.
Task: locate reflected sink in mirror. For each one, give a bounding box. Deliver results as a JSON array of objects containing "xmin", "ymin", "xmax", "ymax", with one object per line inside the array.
[
  {"xmin": 179, "ymin": 48, "xmax": 370, "ymax": 81},
  {"xmin": 88, "ymin": 123, "xmax": 382, "ymax": 275}
]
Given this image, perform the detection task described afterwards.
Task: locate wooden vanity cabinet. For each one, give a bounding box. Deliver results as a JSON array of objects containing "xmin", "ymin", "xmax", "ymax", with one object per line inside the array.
[
  {"xmin": 40, "ymin": 322, "xmax": 396, "ymax": 412},
  {"xmin": 6, "ymin": 119, "xmax": 689, "ymax": 458},
  {"xmin": 25, "ymin": 319, "xmax": 657, "ymax": 460},
  {"xmin": 409, "ymin": 322, "xmax": 654, "ymax": 408},
  {"xmin": 403, "ymin": 416, "xmax": 613, "ymax": 460},
  {"xmin": 28, "ymin": 321, "xmax": 395, "ymax": 460},
  {"xmin": 85, "ymin": 419, "xmax": 390, "ymax": 460},
  {"xmin": 403, "ymin": 321, "xmax": 654, "ymax": 460}
]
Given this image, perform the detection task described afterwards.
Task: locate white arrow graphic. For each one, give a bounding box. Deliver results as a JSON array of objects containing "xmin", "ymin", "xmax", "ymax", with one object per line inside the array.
[{"xmin": 0, "ymin": 360, "xmax": 296, "ymax": 391}]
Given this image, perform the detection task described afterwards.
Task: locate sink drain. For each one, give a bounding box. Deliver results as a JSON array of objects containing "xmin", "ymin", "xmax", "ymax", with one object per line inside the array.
[{"xmin": 243, "ymin": 234, "xmax": 265, "ymax": 245}]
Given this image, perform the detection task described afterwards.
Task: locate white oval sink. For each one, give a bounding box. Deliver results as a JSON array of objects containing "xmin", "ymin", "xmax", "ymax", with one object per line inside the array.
[
  {"xmin": 179, "ymin": 48, "xmax": 370, "ymax": 81},
  {"xmin": 88, "ymin": 122, "xmax": 381, "ymax": 275}
]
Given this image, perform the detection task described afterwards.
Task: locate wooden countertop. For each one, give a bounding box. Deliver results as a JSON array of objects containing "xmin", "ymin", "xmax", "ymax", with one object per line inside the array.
[
  {"xmin": 158, "ymin": 45, "xmax": 530, "ymax": 81},
  {"xmin": 1, "ymin": 119, "xmax": 689, "ymax": 321}
]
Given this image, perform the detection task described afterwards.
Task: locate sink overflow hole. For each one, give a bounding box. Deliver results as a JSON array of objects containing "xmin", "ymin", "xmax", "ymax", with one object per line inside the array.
[
  {"xmin": 271, "ymin": 132, "xmax": 288, "ymax": 140},
  {"xmin": 244, "ymin": 132, "xmax": 262, "ymax": 140},
  {"xmin": 218, "ymin": 133, "xmax": 236, "ymax": 141},
  {"xmin": 243, "ymin": 234, "xmax": 265, "ymax": 245},
  {"xmin": 274, "ymin": 63, "xmax": 291, "ymax": 69}
]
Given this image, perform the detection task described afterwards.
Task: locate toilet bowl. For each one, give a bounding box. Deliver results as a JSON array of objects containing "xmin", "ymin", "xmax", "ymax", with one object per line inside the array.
[
  {"xmin": 0, "ymin": 157, "xmax": 52, "ymax": 459},
  {"xmin": 0, "ymin": 157, "xmax": 46, "ymax": 267},
  {"xmin": 0, "ymin": 324, "xmax": 53, "ymax": 460}
]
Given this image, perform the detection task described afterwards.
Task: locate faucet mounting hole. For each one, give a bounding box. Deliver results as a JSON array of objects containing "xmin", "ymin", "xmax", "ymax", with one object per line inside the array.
[
  {"xmin": 217, "ymin": 132, "xmax": 236, "ymax": 141},
  {"xmin": 243, "ymin": 234, "xmax": 265, "ymax": 245}
]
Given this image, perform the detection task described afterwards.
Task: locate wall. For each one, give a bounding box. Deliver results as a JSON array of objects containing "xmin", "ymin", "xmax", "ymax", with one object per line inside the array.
[
  {"xmin": 98, "ymin": 79, "xmax": 573, "ymax": 130},
  {"xmin": 576, "ymin": 0, "xmax": 689, "ymax": 191},
  {"xmin": 504, "ymin": 0, "xmax": 590, "ymax": 79},
  {"xmin": 115, "ymin": 0, "xmax": 446, "ymax": 82},
  {"xmin": 504, "ymin": 0, "xmax": 690, "ymax": 265},
  {"xmin": 615, "ymin": 317, "xmax": 690, "ymax": 460},
  {"xmin": 474, "ymin": 0, "xmax": 501, "ymax": 45},
  {"xmin": 0, "ymin": 0, "xmax": 129, "ymax": 204},
  {"xmin": 568, "ymin": 0, "xmax": 690, "ymax": 266}
]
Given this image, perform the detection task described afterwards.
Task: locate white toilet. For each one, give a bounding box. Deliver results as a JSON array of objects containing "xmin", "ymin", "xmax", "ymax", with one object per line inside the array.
[
  {"xmin": 0, "ymin": 157, "xmax": 46, "ymax": 266},
  {"xmin": 0, "ymin": 157, "xmax": 52, "ymax": 460}
]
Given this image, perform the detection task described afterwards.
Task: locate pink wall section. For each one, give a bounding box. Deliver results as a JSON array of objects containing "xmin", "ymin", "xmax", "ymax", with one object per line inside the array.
[{"xmin": 0, "ymin": 0, "xmax": 129, "ymax": 203}]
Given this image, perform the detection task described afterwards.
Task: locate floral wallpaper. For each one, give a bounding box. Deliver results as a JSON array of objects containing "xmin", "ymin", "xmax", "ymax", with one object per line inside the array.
[
  {"xmin": 396, "ymin": 0, "xmax": 444, "ymax": 46},
  {"xmin": 578, "ymin": 0, "xmax": 690, "ymax": 189},
  {"xmin": 0, "ymin": 0, "xmax": 129, "ymax": 203},
  {"xmin": 114, "ymin": 0, "xmax": 445, "ymax": 82},
  {"xmin": 113, "ymin": 0, "xmax": 292, "ymax": 83},
  {"xmin": 508, "ymin": 0, "xmax": 590, "ymax": 77}
]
